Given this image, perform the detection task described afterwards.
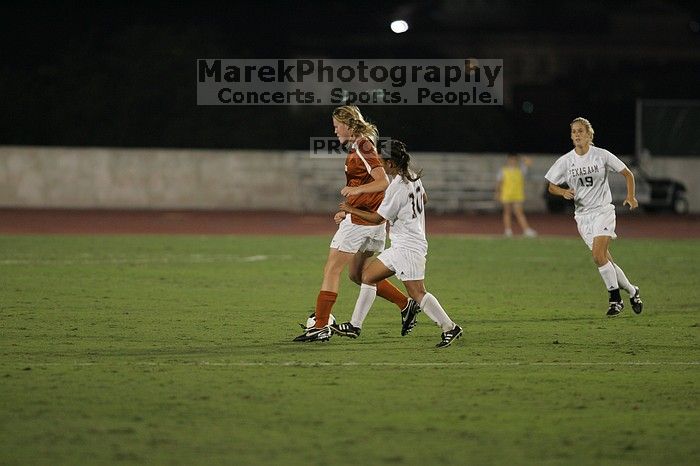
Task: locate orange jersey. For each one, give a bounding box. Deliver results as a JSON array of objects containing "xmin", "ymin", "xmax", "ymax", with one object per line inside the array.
[{"xmin": 345, "ymin": 138, "xmax": 385, "ymax": 225}]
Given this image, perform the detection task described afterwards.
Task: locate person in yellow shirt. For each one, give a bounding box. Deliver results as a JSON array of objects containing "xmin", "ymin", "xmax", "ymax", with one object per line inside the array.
[{"xmin": 495, "ymin": 153, "xmax": 537, "ymax": 237}]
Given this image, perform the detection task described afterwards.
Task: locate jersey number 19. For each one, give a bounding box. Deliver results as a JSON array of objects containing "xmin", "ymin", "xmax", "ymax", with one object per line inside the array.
[{"xmin": 578, "ymin": 176, "xmax": 593, "ymax": 187}]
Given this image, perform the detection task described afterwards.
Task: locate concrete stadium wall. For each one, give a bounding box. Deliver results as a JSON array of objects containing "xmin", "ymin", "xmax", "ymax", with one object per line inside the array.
[
  {"xmin": 0, "ymin": 147, "xmax": 303, "ymax": 210},
  {"xmin": 1, "ymin": 146, "xmax": 698, "ymax": 213}
]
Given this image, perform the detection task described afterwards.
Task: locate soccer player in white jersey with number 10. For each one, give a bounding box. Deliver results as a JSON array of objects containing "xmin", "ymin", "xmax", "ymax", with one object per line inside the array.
[
  {"xmin": 545, "ymin": 117, "xmax": 643, "ymax": 317},
  {"xmin": 334, "ymin": 140, "xmax": 463, "ymax": 348}
]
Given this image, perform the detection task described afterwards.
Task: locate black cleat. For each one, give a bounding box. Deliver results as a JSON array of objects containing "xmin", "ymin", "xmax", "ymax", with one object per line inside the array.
[
  {"xmin": 606, "ymin": 301, "xmax": 624, "ymax": 317},
  {"xmin": 401, "ymin": 299, "xmax": 421, "ymax": 336},
  {"xmin": 630, "ymin": 286, "xmax": 643, "ymax": 314},
  {"xmin": 330, "ymin": 322, "xmax": 361, "ymax": 339},
  {"xmin": 293, "ymin": 326, "xmax": 331, "ymax": 342},
  {"xmin": 436, "ymin": 324, "xmax": 463, "ymax": 348}
]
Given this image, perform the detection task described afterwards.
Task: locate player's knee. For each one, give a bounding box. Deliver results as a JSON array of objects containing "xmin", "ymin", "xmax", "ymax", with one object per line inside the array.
[
  {"xmin": 348, "ymin": 270, "xmax": 362, "ymax": 285},
  {"xmin": 592, "ymin": 252, "xmax": 607, "ymax": 267},
  {"xmin": 323, "ymin": 260, "xmax": 343, "ymax": 278},
  {"xmin": 360, "ymin": 270, "xmax": 377, "ymax": 285},
  {"xmin": 408, "ymin": 290, "xmax": 425, "ymax": 303},
  {"xmin": 360, "ymin": 270, "xmax": 371, "ymax": 284},
  {"xmin": 322, "ymin": 263, "xmax": 334, "ymax": 277}
]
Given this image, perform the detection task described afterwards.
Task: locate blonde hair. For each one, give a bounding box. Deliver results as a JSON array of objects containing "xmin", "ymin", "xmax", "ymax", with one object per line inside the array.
[
  {"xmin": 332, "ymin": 105, "xmax": 378, "ymax": 143},
  {"xmin": 570, "ymin": 117, "xmax": 595, "ymax": 142}
]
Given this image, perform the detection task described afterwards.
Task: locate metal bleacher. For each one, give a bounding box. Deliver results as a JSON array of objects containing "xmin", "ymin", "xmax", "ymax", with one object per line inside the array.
[
  {"xmin": 295, "ymin": 151, "xmax": 501, "ymax": 214},
  {"xmin": 417, "ymin": 153, "xmax": 499, "ymax": 213}
]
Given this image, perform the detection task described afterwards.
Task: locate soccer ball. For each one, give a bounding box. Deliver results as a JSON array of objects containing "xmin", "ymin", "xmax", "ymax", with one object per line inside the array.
[{"xmin": 304, "ymin": 312, "xmax": 336, "ymax": 329}]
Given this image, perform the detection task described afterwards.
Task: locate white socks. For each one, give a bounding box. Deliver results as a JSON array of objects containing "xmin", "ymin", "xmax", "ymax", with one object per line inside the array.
[
  {"xmin": 612, "ymin": 262, "xmax": 635, "ymax": 295},
  {"xmin": 420, "ymin": 293, "xmax": 455, "ymax": 332},
  {"xmin": 597, "ymin": 261, "xmax": 619, "ymax": 291},
  {"xmin": 598, "ymin": 261, "xmax": 636, "ymax": 295},
  {"xmin": 351, "ymin": 286, "xmax": 457, "ymax": 333},
  {"xmin": 350, "ymin": 284, "xmax": 377, "ymax": 328}
]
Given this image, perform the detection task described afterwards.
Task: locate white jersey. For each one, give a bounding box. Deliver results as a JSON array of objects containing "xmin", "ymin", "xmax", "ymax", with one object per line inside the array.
[
  {"xmin": 377, "ymin": 174, "xmax": 428, "ymax": 255},
  {"xmin": 544, "ymin": 145, "xmax": 627, "ymax": 214}
]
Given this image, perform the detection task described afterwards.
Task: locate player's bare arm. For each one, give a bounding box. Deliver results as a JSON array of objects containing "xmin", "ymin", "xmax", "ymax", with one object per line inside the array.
[
  {"xmin": 548, "ymin": 182, "xmax": 575, "ymax": 199},
  {"xmin": 333, "ymin": 211, "xmax": 346, "ymax": 224},
  {"xmin": 620, "ymin": 168, "xmax": 638, "ymax": 209},
  {"xmin": 340, "ymin": 167, "xmax": 389, "ymax": 197},
  {"xmin": 338, "ymin": 202, "xmax": 385, "ymax": 225}
]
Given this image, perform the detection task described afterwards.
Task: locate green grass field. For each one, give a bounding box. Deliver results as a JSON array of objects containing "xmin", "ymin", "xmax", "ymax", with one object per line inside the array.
[{"xmin": 1, "ymin": 234, "xmax": 698, "ymax": 465}]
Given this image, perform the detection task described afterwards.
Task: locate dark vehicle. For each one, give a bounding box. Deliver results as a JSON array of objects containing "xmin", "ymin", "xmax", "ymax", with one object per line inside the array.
[{"xmin": 544, "ymin": 165, "xmax": 688, "ymax": 214}]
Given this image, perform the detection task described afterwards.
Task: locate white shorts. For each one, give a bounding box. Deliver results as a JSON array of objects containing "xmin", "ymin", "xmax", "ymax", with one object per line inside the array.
[
  {"xmin": 330, "ymin": 216, "xmax": 386, "ymax": 254},
  {"xmin": 575, "ymin": 204, "xmax": 617, "ymax": 250},
  {"xmin": 377, "ymin": 247, "xmax": 426, "ymax": 281}
]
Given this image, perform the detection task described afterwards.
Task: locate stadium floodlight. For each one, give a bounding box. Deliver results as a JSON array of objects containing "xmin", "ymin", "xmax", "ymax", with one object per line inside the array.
[{"xmin": 390, "ymin": 20, "xmax": 409, "ymax": 33}]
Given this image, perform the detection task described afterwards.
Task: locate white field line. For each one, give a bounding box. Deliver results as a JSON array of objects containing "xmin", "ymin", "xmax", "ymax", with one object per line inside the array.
[
  {"xmin": 1, "ymin": 253, "xmax": 689, "ymax": 266},
  {"xmin": 0, "ymin": 254, "xmax": 292, "ymax": 265},
  {"xmin": 12, "ymin": 361, "xmax": 700, "ymax": 368}
]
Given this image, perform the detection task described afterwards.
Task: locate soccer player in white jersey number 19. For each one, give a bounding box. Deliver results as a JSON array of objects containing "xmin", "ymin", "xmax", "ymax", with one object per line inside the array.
[{"xmin": 545, "ymin": 117, "xmax": 644, "ymax": 317}]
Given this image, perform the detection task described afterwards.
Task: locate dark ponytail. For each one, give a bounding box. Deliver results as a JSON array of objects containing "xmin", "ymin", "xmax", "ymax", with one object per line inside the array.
[{"xmin": 383, "ymin": 139, "xmax": 422, "ymax": 182}]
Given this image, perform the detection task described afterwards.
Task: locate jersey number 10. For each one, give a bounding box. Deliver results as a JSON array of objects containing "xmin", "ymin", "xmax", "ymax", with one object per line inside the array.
[{"xmin": 408, "ymin": 186, "xmax": 424, "ymax": 218}]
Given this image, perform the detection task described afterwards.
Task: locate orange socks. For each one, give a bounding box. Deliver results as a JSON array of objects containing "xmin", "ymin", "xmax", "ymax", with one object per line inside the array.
[
  {"xmin": 314, "ymin": 290, "xmax": 337, "ymax": 327},
  {"xmin": 376, "ymin": 279, "xmax": 409, "ymax": 311},
  {"xmin": 314, "ymin": 282, "xmax": 405, "ymax": 328}
]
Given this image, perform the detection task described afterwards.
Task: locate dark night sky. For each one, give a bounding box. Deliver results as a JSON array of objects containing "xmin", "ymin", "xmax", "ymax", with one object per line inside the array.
[{"xmin": 1, "ymin": 0, "xmax": 699, "ymax": 154}]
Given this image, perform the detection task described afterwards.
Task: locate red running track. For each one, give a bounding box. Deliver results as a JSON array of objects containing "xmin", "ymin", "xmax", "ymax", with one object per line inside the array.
[{"xmin": 0, "ymin": 209, "xmax": 698, "ymax": 238}]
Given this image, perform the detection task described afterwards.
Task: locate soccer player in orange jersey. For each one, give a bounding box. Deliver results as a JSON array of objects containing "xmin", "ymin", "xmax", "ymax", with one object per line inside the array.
[{"xmin": 294, "ymin": 106, "xmax": 420, "ymax": 342}]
